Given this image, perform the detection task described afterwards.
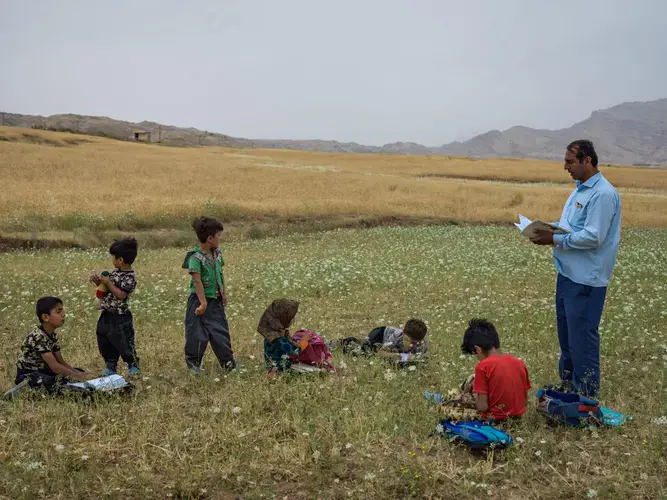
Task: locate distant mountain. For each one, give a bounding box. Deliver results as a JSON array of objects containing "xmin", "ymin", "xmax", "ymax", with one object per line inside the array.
[
  {"xmin": 437, "ymin": 99, "xmax": 667, "ymax": 165},
  {"xmin": 2, "ymin": 98, "xmax": 666, "ymax": 164}
]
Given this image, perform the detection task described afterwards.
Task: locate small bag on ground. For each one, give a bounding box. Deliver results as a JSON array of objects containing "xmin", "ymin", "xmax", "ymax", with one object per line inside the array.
[
  {"xmin": 536, "ymin": 388, "xmax": 630, "ymax": 427},
  {"xmin": 289, "ymin": 329, "xmax": 336, "ymax": 373},
  {"xmin": 436, "ymin": 419, "xmax": 513, "ymax": 450}
]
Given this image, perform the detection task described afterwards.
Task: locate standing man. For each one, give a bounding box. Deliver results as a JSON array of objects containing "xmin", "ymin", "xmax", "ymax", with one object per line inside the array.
[{"xmin": 531, "ymin": 140, "xmax": 621, "ymax": 397}]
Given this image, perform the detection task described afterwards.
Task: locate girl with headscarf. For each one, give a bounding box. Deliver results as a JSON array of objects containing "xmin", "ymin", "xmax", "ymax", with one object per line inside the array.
[{"xmin": 257, "ymin": 299, "xmax": 312, "ymax": 376}]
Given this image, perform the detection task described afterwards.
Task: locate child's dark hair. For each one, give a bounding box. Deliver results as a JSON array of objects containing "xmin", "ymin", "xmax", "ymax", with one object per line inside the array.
[
  {"xmin": 404, "ymin": 318, "xmax": 427, "ymax": 341},
  {"xmin": 192, "ymin": 216, "xmax": 224, "ymax": 243},
  {"xmin": 110, "ymin": 237, "xmax": 138, "ymax": 265},
  {"xmin": 461, "ymin": 318, "xmax": 500, "ymax": 355},
  {"xmin": 36, "ymin": 296, "xmax": 63, "ymax": 323}
]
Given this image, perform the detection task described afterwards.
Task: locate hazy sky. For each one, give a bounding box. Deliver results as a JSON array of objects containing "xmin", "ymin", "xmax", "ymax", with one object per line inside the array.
[{"xmin": 2, "ymin": 0, "xmax": 666, "ymax": 145}]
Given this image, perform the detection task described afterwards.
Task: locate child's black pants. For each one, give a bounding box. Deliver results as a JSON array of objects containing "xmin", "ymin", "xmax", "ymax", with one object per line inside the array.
[{"xmin": 96, "ymin": 310, "xmax": 138, "ymax": 370}]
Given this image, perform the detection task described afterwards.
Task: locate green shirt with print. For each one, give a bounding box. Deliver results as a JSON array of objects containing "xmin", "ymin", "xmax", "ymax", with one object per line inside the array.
[{"xmin": 186, "ymin": 247, "xmax": 225, "ymax": 299}]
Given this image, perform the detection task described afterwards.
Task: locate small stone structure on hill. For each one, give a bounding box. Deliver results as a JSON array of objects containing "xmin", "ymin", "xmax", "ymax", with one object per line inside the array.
[{"xmin": 132, "ymin": 130, "xmax": 151, "ymax": 142}]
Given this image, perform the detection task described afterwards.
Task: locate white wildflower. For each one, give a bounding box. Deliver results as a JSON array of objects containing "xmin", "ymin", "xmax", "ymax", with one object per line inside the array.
[{"xmin": 232, "ymin": 407, "xmax": 241, "ymax": 415}]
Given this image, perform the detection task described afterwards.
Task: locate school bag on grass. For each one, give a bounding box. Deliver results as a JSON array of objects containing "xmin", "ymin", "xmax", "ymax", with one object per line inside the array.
[
  {"xmin": 536, "ymin": 388, "xmax": 630, "ymax": 427},
  {"xmin": 289, "ymin": 329, "xmax": 336, "ymax": 373},
  {"xmin": 436, "ymin": 419, "xmax": 513, "ymax": 450}
]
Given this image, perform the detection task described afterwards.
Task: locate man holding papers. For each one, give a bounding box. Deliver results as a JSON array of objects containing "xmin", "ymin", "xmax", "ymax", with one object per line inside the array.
[{"xmin": 530, "ymin": 140, "xmax": 621, "ymax": 397}]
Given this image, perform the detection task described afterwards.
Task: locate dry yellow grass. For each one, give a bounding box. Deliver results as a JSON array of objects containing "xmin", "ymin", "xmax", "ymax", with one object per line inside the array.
[
  {"xmin": 1, "ymin": 126, "xmax": 667, "ymax": 233},
  {"xmin": 258, "ymin": 148, "xmax": 667, "ymax": 190}
]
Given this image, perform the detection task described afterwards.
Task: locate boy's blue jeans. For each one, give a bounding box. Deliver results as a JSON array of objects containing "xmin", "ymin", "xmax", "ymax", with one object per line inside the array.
[{"xmin": 556, "ymin": 274, "xmax": 607, "ymax": 398}]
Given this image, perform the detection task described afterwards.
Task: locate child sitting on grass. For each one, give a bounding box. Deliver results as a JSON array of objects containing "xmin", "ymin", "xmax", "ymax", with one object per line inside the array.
[
  {"xmin": 15, "ymin": 297, "xmax": 94, "ymax": 392},
  {"xmin": 460, "ymin": 318, "xmax": 531, "ymax": 421},
  {"xmin": 257, "ymin": 298, "xmax": 314, "ymax": 378},
  {"xmin": 342, "ymin": 318, "xmax": 428, "ymax": 364}
]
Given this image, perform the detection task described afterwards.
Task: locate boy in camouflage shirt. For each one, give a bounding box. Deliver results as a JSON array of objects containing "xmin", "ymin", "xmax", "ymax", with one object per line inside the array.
[
  {"xmin": 90, "ymin": 237, "xmax": 140, "ymax": 376},
  {"xmin": 15, "ymin": 296, "xmax": 93, "ymax": 391},
  {"xmin": 183, "ymin": 216, "xmax": 235, "ymax": 374}
]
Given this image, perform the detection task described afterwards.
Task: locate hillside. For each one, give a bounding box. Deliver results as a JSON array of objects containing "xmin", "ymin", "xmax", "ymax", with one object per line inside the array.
[
  {"xmin": 439, "ymin": 99, "xmax": 667, "ymax": 165},
  {"xmin": 2, "ymin": 98, "xmax": 666, "ymax": 164}
]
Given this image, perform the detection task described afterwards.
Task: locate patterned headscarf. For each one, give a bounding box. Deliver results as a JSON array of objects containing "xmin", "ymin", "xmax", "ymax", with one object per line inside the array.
[{"xmin": 257, "ymin": 299, "xmax": 300, "ymax": 343}]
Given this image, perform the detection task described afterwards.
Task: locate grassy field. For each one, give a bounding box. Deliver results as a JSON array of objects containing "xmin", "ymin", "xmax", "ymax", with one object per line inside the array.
[
  {"xmin": 1, "ymin": 227, "xmax": 666, "ymax": 499},
  {"xmin": 2, "ymin": 127, "xmax": 667, "ymax": 245},
  {"xmin": 1, "ymin": 126, "xmax": 666, "ymax": 498}
]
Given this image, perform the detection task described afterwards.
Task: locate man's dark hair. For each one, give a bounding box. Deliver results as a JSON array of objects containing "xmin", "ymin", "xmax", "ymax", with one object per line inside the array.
[
  {"xmin": 461, "ymin": 318, "xmax": 500, "ymax": 355},
  {"xmin": 192, "ymin": 216, "xmax": 224, "ymax": 243},
  {"xmin": 36, "ymin": 296, "xmax": 63, "ymax": 323},
  {"xmin": 404, "ymin": 318, "xmax": 427, "ymax": 341},
  {"xmin": 567, "ymin": 139, "xmax": 598, "ymax": 168},
  {"xmin": 110, "ymin": 237, "xmax": 138, "ymax": 264}
]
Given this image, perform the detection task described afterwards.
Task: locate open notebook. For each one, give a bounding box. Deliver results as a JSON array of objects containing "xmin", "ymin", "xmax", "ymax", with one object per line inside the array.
[
  {"xmin": 515, "ymin": 214, "xmax": 569, "ymax": 239},
  {"xmin": 66, "ymin": 374, "xmax": 129, "ymax": 392}
]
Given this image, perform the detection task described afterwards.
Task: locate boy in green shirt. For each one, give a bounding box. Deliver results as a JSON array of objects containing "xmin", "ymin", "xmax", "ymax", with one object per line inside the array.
[{"xmin": 183, "ymin": 216, "xmax": 235, "ymax": 374}]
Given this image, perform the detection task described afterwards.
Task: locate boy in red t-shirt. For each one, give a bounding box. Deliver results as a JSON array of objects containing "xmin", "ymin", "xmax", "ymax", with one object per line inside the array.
[{"xmin": 460, "ymin": 318, "xmax": 531, "ymax": 421}]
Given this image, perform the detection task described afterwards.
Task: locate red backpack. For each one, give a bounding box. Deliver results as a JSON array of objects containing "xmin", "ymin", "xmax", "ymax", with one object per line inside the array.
[{"xmin": 289, "ymin": 330, "xmax": 336, "ymax": 373}]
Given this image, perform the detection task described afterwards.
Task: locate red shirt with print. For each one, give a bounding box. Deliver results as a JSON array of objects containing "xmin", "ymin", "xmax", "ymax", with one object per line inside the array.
[{"xmin": 473, "ymin": 354, "xmax": 531, "ymax": 421}]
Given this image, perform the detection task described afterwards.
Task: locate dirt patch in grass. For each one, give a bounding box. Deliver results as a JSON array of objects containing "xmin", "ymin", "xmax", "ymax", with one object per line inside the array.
[
  {"xmin": 0, "ymin": 236, "xmax": 87, "ymax": 252},
  {"xmin": 0, "ymin": 215, "xmax": 511, "ymax": 251}
]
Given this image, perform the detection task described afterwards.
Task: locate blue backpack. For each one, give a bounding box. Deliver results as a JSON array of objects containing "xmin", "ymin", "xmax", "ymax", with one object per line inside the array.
[
  {"xmin": 438, "ymin": 420, "xmax": 513, "ymax": 450},
  {"xmin": 536, "ymin": 388, "xmax": 630, "ymax": 427},
  {"xmin": 536, "ymin": 388, "xmax": 602, "ymax": 427}
]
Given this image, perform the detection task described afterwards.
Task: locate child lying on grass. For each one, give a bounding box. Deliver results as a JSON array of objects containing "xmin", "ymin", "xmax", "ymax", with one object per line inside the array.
[{"xmin": 341, "ymin": 318, "xmax": 428, "ymax": 365}]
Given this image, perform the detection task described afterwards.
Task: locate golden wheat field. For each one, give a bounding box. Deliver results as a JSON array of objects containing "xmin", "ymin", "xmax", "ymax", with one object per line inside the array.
[{"xmin": 1, "ymin": 126, "xmax": 667, "ymax": 241}]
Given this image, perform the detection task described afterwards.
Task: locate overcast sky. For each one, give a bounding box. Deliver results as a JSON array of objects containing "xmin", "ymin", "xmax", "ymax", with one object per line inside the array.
[{"xmin": 1, "ymin": 0, "xmax": 666, "ymax": 145}]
